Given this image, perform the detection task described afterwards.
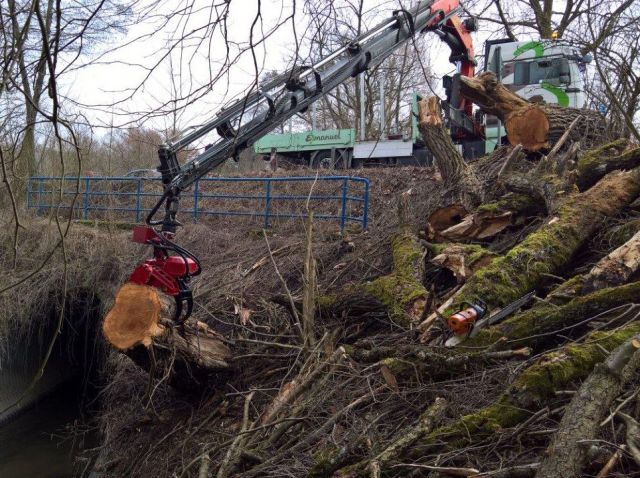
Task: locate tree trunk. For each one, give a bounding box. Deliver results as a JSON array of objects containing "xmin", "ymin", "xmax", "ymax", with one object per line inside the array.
[
  {"xmin": 319, "ymin": 230, "xmax": 428, "ymax": 328},
  {"xmin": 460, "ymin": 72, "xmax": 608, "ymax": 151},
  {"xmin": 102, "ymin": 283, "xmax": 232, "ymax": 391},
  {"xmin": 576, "ymin": 140, "xmax": 640, "ymax": 190},
  {"xmin": 535, "ymin": 336, "xmax": 640, "ymax": 478},
  {"xmin": 418, "ymin": 96, "xmax": 481, "ymax": 206},
  {"xmin": 406, "ymin": 320, "xmax": 640, "ymax": 461},
  {"xmin": 427, "ymin": 167, "xmax": 640, "ymax": 322}
]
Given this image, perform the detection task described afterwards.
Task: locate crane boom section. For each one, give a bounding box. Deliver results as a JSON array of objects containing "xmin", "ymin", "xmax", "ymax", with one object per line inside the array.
[{"xmin": 152, "ymin": 0, "xmax": 475, "ymax": 232}]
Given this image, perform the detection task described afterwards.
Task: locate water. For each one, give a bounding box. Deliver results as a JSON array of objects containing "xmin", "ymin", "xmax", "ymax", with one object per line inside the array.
[{"xmin": 0, "ymin": 385, "xmax": 84, "ymax": 478}]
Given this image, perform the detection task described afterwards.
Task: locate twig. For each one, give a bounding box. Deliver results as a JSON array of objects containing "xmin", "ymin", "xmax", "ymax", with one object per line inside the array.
[
  {"xmin": 600, "ymin": 388, "xmax": 640, "ymax": 426},
  {"xmin": 497, "ymin": 143, "xmax": 522, "ymax": 180},
  {"xmin": 470, "ymin": 462, "xmax": 539, "ymax": 478},
  {"xmin": 302, "ymin": 211, "xmax": 316, "ymax": 348},
  {"xmin": 216, "ymin": 391, "xmax": 255, "ymax": 478},
  {"xmin": 546, "ymin": 116, "xmax": 582, "ymax": 163},
  {"xmin": 198, "ymin": 454, "xmax": 210, "ymax": 478},
  {"xmin": 595, "ymin": 445, "xmax": 625, "ymax": 478},
  {"xmin": 617, "ymin": 411, "xmax": 640, "ymax": 466},
  {"xmin": 263, "ymin": 229, "xmax": 301, "ymax": 326},
  {"xmin": 392, "ymin": 463, "xmax": 480, "ymax": 476}
]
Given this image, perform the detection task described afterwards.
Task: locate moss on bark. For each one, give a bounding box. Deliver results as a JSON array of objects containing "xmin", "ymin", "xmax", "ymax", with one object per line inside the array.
[
  {"xmin": 363, "ymin": 232, "xmax": 428, "ymax": 327},
  {"xmin": 407, "ymin": 320, "xmax": 640, "ymax": 457},
  {"xmin": 444, "ymin": 169, "xmax": 640, "ymax": 316},
  {"xmin": 319, "ymin": 232, "xmax": 428, "ymax": 327},
  {"xmin": 475, "ymin": 193, "xmax": 542, "ymax": 216},
  {"xmin": 576, "ymin": 140, "xmax": 640, "ymax": 190}
]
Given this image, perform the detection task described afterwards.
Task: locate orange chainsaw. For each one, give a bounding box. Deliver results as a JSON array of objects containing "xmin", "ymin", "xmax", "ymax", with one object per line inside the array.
[{"xmin": 447, "ymin": 291, "xmax": 535, "ymax": 338}]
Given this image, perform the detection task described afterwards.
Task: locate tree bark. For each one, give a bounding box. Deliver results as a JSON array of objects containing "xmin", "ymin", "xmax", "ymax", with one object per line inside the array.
[
  {"xmin": 426, "ymin": 167, "xmax": 640, "ymax": 323},
  {"xmin": 535, "ymin": 336, "xmax": 640, "ymax": 478},
  {"xmin": 460, "ymin": 72, "xmax": 607, "ymax": 151},
  {"xmin": 405, "ymin": 320, "xmax": 640, "ymax": 461},
  {"xmin": 102, "ymin": 283, "xmax": 232, "ymax": 391},
  {"xmin": 319, "ymin": 229, "xmax": 428, "ymax": 328},
  {"xmin": 418, "ymin": 96, "xmax": 481, "ymax": 206},
  {"xmin": 576, "ymin": 140, "xmax": 640, "ymax": 190}
]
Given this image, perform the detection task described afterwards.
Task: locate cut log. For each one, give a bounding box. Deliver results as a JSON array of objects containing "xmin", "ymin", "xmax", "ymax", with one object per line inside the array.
[
  {"xmin": 320, "ymin": 230, "xmax": 428, "ymax": 328},
  {"xmin": 460, "ymin": 72, "xmax": 607, "ymax": 151},
  {"xmin": 418, "ymin": 96, "xmax": 481, "ymax": 206},
  {"xmin": 423, "ymin": 167, "xmax": 640, "ymax": 326},
  {"xmin": 576, "ymin": 140, "xmax": 640, "ymax": 190},
  {"xmin": 535, "ymin": 335, "xmax": 640, "ymax": 478},
  {"xmin": 102, "ymin": 282, "xmax": 232, "ymax": 391},
  {"xmin": 404, "ymin": 320, "xmax": 640, "ymax": 461}
]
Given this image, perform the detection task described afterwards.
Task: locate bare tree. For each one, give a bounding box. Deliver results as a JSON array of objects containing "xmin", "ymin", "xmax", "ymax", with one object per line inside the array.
[{"xmin": 293, "ymin": 0, "xmax": 434, "ymax": 139}]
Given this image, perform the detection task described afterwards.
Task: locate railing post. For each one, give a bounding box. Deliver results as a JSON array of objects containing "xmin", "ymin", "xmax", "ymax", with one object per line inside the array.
[
  {"xmin": 362, "ymin": 179, "xmax": 369, "ymax": 230},
  {"xmin": 339, "ymin": 178, "xmax": 348, "ymax": 233},
  {"xmin": 193, "ymin": 179, "xmax": 200, "ymax": 222},
  {"xmin": 83, "ymin": 177, "xmax": 91, "ymax": 219},
  {"xmin": 135, "ymin": 178, "xmax": 142, "ymax": 223},
  {"xmin": 27, "ymin": 178, "xmax": 32, "ymax": 210},
  {"xmin": 37, "ymin": 180, "xmax": 44, "ymax": 215},
  {"xmin": 264, "ymin": 179, "xmax": 272, "ymax": 229}
]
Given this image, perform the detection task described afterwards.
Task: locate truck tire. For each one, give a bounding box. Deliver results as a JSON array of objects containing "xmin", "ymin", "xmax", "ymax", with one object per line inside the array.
[{"xmin": 310, "ymin": 150, "xmax": 345, "ymax": 170}]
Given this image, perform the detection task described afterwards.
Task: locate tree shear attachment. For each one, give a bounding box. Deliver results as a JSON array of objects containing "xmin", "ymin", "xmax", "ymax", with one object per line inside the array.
[{"xmin": 128, "ymin": 225, "xmax": 201, "ymax": 324}]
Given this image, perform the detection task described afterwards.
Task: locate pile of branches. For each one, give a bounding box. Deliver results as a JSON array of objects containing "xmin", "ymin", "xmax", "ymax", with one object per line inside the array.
[{"xmin": 96, "ymin": 72, "xmax": 640, "ymax": 478}]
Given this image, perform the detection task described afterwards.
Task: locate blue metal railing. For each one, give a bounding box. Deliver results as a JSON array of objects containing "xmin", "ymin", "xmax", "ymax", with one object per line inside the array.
[{"xmin": 27, "ymin": 176, "xmax": 370, "ymax": 231}]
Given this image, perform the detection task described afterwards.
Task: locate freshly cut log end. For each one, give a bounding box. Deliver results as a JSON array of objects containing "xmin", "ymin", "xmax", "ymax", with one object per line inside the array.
[
  {"xmin": 102, "ymin": 282, "xmax": 166, "ymax": 350},
  {"xmin": 505, "ymin": 105, "xmax": 550, "ymax": 151},
  {"xmin": 460, "ymin": 71, "xmax": 608, "ymax": 151},
  {"xmin": 103, "ymin": 282, "xmax": 232, "ymax": 391}
]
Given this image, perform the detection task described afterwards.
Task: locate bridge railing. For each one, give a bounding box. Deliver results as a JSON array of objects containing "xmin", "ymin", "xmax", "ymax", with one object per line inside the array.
[{"xmin": 27, "ymin": 175, "xmax": 369, "ymax": 232}]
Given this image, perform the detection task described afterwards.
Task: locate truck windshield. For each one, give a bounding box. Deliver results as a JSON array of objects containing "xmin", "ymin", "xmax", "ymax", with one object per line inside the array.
[{"xmin": 513, "ymin": 57, "xmax": 570, "ymax": 86}]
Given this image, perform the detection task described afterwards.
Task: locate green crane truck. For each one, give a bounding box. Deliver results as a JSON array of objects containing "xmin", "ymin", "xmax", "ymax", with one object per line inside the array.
[{"xmin": 254, "ymin": 39, "xmax": 592, "ymax": 169}]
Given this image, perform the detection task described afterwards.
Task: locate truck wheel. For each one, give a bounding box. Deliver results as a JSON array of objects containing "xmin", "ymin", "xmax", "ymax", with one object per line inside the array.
[{"xmin": 310, "ymin": 150, "xmax": 345, "ymax": 170}]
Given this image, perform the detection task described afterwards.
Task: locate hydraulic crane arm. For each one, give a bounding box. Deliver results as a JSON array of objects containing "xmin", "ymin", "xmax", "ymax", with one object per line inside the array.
[{"xmin": 131, "ymin": 0, "xmax": 477, "ymax": 322}]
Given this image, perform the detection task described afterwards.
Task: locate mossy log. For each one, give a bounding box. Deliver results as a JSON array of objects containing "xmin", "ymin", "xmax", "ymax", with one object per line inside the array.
[
  {"xmin": 321, "ymin": 231, "xmax": 428, "ymax": 328},
  {"xmin": 460, "ymin": 72, "xmax": 607, "ymax": 151},
  {"xmin": 402, "ymin": 320, "xmax": 640, "ymax": 462},
  {"xmin": 102, "ymin": 283, "xmax": 231, "ymax": 391},
  {"xmin": 418, "ymin": 96, "xmax": 481, "ymax": 206},
  {"xmin": 535, "ymin": 335, "xmax": 640, "ymax": 477},
  {"xmin": 466, "ymin": 281, "xmax": 640, "ymax": 350},
  {"xmin": 434, "ymin": 168, "xmax": 640, "ymax": 320},
  {"xmin": 576, "ymin": 140, "xmax": 640, "ymax": 190}
]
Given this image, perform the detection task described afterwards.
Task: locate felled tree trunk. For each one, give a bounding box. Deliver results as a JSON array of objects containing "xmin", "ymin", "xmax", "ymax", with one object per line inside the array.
[
  {"xmin": 102, "ymin": 283, "xmax": 232, "ymax": 391},
  {"xmin": 535, "ymin": 335, "xmax": 640, "ymax": 478},
  {"xmin": 460, "ymin": 72, "xmax": 607, "ymax": 151},
  {"xmin": 403, "ymin": 320, "xmax": 640, "ymax": 463},
  {"xmin": 576, "ymin": 139, "xmax": 640, "ymax": 190},
  {"xmin": 418, "ymin": 96, "xmax": 481, "ymax": 207},
  {"xmin": 428, "ymin": 168, "xmax": 640, "ymax": 322},
  {"xmin": 319, "ymin": 230, "xmax": 428, "ymax": 328},
  {"xmin": 467, "ymin": 281, "xmax": 640, "ymax": 350}
]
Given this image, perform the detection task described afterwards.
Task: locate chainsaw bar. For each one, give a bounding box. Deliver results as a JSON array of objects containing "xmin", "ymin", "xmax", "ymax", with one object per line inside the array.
[{"xmin": 468, "ymin": 291, "xmax": 536, "ymax": 338}]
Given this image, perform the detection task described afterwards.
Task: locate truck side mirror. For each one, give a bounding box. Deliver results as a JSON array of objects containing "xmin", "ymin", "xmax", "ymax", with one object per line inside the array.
[{"xmin": 559, "ymin": 75, "xmax": 570, "ymax": 85}]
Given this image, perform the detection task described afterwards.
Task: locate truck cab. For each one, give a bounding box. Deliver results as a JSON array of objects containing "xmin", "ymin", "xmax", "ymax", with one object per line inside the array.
[{"xmin": 483, "ymin": 39, "xmax": 591, "ymax": 153}]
